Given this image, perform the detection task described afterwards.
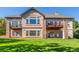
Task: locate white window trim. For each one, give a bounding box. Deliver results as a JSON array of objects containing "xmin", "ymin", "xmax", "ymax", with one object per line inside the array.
[
  {"xmin": 25, "ymin": 29, "xmax": 42, "ymax": 37},
  {"xmin": 26, "ymin": 17, "xmax": 40, "ymax": 25},
  {"xmin": 11, "ymin": 20, "xmax": 22, "ymax": 28},
  {"xmin": 11, "ymin": 20, "xmax": 19, "ymax": 26},
  {"xmin": 11, "ymin": 30, "xmax": 21, "ymax": 37}
]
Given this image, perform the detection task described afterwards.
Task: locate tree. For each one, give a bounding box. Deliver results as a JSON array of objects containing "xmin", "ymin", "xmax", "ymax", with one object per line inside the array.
[
  {"xmin": 74, "ymin": 28, "xmax": 79, "ymax": 38},
  {"xmin": 73, "ymin": 20, "xmax": 79, "ymax": 29},
  {"xmin": 73, "ymin": 20, "xmax": 79, "ymax": 38},
  {"xmin": 0, "ymin": 18, "xmax": 5, "ymax": 28},
  {"xmin": 0, "ymin": 18, "xmax": 6, "ymax": 35}
]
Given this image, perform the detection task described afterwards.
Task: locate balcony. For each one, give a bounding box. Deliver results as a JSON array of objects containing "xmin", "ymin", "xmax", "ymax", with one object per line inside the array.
[
  {"xmin": 46, "ymin": 22, "xmax": 63, "ymax": 29},
  {"xmin": 9, "ymin": 20, "xmax": 22, "ymax": 29},
  {"xmin": 10, "ymin": 24, "xmax": 22, "ymax": 29}
]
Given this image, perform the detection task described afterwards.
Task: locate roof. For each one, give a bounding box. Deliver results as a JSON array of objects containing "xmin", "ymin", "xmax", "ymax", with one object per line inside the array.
[
  {"xmin": 5, "ymin": 16, "xmax": 21, "ymax": 19},
  {"xmin": 5, "ymin": 7, "xmax": 74, "ymax": 19},
  {"xmin": 45, "ymin": 12, "xmax": 74, "ymax": 19},
  {"xmin": 20, "ymin": 7, "xmax": 45, "ymax": 17},
  {"xmin": 45, "ymin": 15, "xmax": 74, "ymax": 19}
]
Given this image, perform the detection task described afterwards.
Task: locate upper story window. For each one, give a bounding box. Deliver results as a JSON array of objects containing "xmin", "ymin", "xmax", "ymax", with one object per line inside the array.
[
  {"xmin": 26, "ymin": 18, "xmax": 29, "ymax": 24},
  {"xmin": 37, "ymin": 17, "xmax": 40, "ymax": 24},
  {"xmin": 30, "ymin": 18, "xmax": 36, "ymax": 24},
  {"xmin": 26, "ymin": 17, "xmax": 40, "ymax": 25},
  {"xmin": 11, "ymin": 20, "xmax": 18, "ymax": 27},
  {"xmin": 46, "ymin": 19, "xmax": 63, "ymax": 26},
  {"xmin": 67, "ymin": 21, "xmax": 71, "ymax": 28},
  {"xmin": 11, "ymin": 20, "xmax": 22, "ymax": 27}
]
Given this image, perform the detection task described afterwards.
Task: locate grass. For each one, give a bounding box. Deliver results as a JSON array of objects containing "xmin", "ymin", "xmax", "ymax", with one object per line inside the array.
[{"xmin": 0, "ymin": 38, "xmax": 79, "ymax": 52}]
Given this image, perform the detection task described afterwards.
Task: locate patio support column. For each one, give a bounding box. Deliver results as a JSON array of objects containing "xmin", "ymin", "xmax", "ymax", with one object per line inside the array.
[
  {"xmin": 63, "ymin": 29, "xmax": 65, "ymax": 39},
  {"xmin": 6, "ymin": 19, "xmax": 10, "ymax": 38},
  {"xmin": 43, "ymin": 19, "xmax": 46, "ymax": 39},
  {"xmin": 22, "ymin": 17, "xmax": 25, "ymax": 38}
]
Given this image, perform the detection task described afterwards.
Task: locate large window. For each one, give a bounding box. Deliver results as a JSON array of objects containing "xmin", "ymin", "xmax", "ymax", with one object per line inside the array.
[
  {"xmin": 46, "ymin": 19, "xmax": 62, "ymax": 26},
  {"xmin": 11, "ymin": 20, "xmax": 22, "ymax": 27},
  {"xmin": 11, "ymin": 20, "xmax": 18, "ymax": 27},
  {"xmin": 26, "ymin": 17, "xmax": 40, "ymax": 25},
  {"xmin": 30, "ymin": 30, "xmax": 36, "ymax": 36},
  {"xmin": 25, "ymin": 30, "xmax": 41, "ymax": 37},
  {"xmin": 12, "ymin": 31, "xmax": 21, "ymax": 37},
  {"xmin": 26, "ymin": 30, "xmax": 28, "ymax": 36},
  {"xmin": 30, "ymin": 19, "xmax": 36, "ymax": 24}
]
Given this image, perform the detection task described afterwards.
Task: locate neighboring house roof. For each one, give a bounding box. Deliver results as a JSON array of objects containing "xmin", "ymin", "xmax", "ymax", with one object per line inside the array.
[{"xmin": 5, "ymin": 7, "xmax": 74, "ymax": 19}]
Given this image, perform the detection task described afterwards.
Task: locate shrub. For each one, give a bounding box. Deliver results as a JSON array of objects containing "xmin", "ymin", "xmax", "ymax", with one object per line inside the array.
[
  {"xmin": 0, "ymin": 28, "xmax": 5, "ymax": 35},
  {"xmin": 0, "ymin": 19, "xmax": 6, "ymax": 36},
  {"xmin": 74, "ymin": 28, "xmax": 79, "ymax": 39}
]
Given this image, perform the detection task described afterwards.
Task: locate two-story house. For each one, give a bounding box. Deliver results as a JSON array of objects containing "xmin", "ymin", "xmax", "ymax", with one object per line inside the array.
[{"xmin": 5, "ymin": 8, "xmax": 74, "ymax": 39}]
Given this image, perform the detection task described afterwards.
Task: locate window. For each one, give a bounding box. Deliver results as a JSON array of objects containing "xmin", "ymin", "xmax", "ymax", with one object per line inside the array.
[
  {"xmin": 30, "ymin": 18, "xmax": 36, "ymax": 24},
  {"xmin": 56, "ymin": 21, "xmax": 59, "ymax": 26},
  {"xmin": 12, "ymin": 31, "xmax": 15, "ymax": 36},
  {"xmin": 12, "ymin": 31, "xmax": 21, "ymax": 37},
  {"xmin": 57, "ymin": 33, "xmax": 59, "ymax": 37},
  {"xmin": 19, "ymin": 20, "xmax": 22, "ymax": 27},
  {"xmin": 37, "ymin": 18, "xmax": 40, "ymax": 24},
  {"xmin": 12, "ymin": 20, "xmax": 18, "ymax": 27},
  {"xmin": 37, "ymin": 30, "xmax": 40, "ymax": 36},
  {"xmin": 30, "ymin": 30, "xmax": 36, "ymax": 36},
  {"xmin": 26, "ymin": 19, "xmax": 29, "ymax": 24},
  {"xmin": 26, "ymin": 30, "xmax": 28, "ymax": 36},
  {"xmin": 67, "ymin": 22, "xmax": 70, "ymax": 27},
  {"xmin": 26, "ymin": 17, "xmax": 40, "ymax": 25},
  {"xmin": 48, "ymin": 32, "xmax": 54, "ymax": 38},
  {"xmin": 59, "ymin": 21, "xmax": 61, "ymax": 26},
  {"xmin": 25, "ymin": 30, "xmax": 41, "ymax": 37},
  {"xmin": 16, "ymin": 32, "xmax": 19, "ymax": 36}
]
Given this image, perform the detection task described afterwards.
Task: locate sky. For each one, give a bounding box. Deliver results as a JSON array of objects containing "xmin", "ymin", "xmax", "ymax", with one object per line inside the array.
[{"xmin": 0, "ymin": 7, "xmax": 79, "ymax": 22}]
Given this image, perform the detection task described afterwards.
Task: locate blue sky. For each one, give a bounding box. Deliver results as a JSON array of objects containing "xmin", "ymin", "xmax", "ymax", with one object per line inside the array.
[{"xmin": 0, "ymin": 7, "xmax": 79, "ymax": 22}]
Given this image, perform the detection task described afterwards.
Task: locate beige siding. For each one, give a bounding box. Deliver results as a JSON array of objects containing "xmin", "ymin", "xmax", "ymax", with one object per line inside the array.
[
  {"xmin": 63, "ymin": 19, "xmax": 68, "ymax": 39},
  {"xmin": 5, "ymin": 9, "xmax": 73, "ymax": 39},
  {"xmin": 22, "ymin": 10, "xmax": 44, "ymax": 38},
  {"xmin": 67, "ymin": 20, "xmax": 73, "ymax": 38},
  {"xmin": 6, "ymin": 19, "xmax": 10, "ymax": 38}
]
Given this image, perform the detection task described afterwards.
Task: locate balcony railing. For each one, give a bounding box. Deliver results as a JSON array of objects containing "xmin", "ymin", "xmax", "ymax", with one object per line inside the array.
[
  {"xmin": 10, "ymin": 24, "xmax": 22, "ymax": 29},
  {"xmin": 46, "ymin": 22, "xmax": 63, "ymax": 28}
]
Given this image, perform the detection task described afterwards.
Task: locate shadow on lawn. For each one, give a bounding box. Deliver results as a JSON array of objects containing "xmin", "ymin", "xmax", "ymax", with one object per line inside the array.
[{"xmin": 0, "ymin": 43, "xmax": 79, "ymax": 52}]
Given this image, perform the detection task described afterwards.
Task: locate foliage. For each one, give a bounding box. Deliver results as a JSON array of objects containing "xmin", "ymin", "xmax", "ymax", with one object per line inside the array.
[
  {"xmin": 0, "ymin": 38, "xmax": 79, "ymax": 52},
  {"xmin": 73, "ymin": 20, "xmax": 79, "ymax": 38},
  {"xmin": 73, "ymin": 20, "xmax": 79, "ymax": 29},
  {"xmin": 74, "ymin": 28, "xmax": 79, "ymax": 39},
  {"xmin": 0, "ymin": 18, "xmax": 6, "ymax": 35}
]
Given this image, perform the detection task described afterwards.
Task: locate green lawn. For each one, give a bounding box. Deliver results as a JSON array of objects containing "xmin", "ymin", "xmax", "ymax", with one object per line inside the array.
[{"xmin": 0, "ymin": 38, "xmax": 79, "ymax": 52}]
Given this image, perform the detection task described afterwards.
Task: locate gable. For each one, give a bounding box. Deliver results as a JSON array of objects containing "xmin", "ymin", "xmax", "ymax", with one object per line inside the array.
[{"xmin": 21, "ymin": 8, "xmax": 45, "ymax": 18}]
